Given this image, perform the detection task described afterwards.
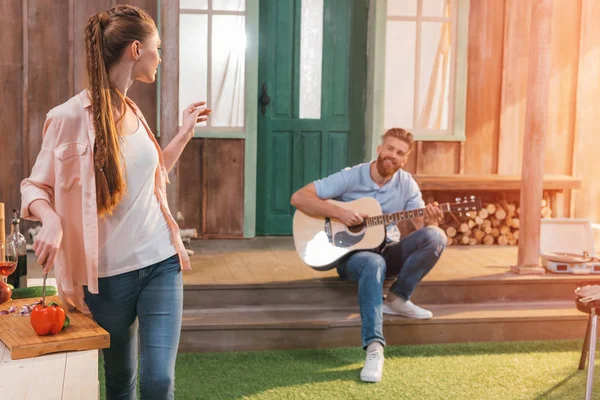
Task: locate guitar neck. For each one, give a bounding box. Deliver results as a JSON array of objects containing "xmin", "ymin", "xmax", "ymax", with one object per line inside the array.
[{"xmin": 365, "ymin": 203, "xmax": 451, "ymax": 227}]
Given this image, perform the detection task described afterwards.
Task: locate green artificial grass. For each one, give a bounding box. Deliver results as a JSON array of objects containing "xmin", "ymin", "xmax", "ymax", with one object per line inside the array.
[{"xmin": 99, "ymin": 340, "xmax": 598, "ymax": 399}]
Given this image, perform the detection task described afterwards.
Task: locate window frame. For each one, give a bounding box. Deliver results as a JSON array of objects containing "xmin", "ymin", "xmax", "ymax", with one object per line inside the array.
[
  {"xmin": 367, "ymin": 0, "xmax": 469, "ymax": 150},
  {"xmin": 179, "ymin": 3, "xmax": 248, "ymax": 136}
]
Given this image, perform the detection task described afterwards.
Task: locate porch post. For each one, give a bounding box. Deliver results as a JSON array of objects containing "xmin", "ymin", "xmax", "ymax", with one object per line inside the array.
[
  {"xmin": 160, "ymin": 0, "xmax": 180, "ymax": 214},
  {"xmin": 512, "ymin": 0, "xmax": 553, "ymax": 275}
]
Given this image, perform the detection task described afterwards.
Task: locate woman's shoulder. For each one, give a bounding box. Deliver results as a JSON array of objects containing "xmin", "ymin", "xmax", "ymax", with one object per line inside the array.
[
  {"xmin": 46, "ymin": 90, "xmax": 90, "ymax": 123},
  {"xmin": 42, "ymin": 91, "xmax": 91, "ymax": 143}
]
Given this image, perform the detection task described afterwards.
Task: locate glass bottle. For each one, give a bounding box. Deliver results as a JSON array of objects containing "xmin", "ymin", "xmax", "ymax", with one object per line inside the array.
[{"xmin": 6, "ymin": 209, "xmax": 27, "ymax": 288}]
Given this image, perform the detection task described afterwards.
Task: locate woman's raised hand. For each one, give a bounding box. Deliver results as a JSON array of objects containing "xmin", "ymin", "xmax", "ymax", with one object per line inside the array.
[{"xmin": 180, "ymin": 101, "xmax": 212, "ymax": 137}]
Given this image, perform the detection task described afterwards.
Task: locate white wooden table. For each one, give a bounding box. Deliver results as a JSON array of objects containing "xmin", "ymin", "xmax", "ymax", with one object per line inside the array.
[{"xmin": 0, "ymin": 341, "xmax": 99, "ymax": 400}]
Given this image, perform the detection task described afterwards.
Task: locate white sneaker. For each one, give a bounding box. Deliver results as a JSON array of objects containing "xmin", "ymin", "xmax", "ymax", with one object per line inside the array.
[
  {"xmin": 383, "ymin": 299, "xmax": 433, "ymax": 319},
  {"xmin": 360, "ymin": 348, "xmax": 384, "ymax": 383}
]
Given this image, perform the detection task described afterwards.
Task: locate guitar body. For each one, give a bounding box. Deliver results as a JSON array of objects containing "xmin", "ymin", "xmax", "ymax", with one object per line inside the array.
[{"xmin": 293, "ymin": 197, "xmax": 386, "ymax": 270}]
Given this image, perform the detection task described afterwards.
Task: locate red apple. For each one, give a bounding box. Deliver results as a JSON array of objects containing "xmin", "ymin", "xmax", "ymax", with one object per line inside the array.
[{"xmin": 0, "ymin": 282, "xmax": 12, "ymax": 304}]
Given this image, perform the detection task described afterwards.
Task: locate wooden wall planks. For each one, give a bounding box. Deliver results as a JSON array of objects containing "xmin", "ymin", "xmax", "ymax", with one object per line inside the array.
[
  {"xmin": 462, "ymin": 0, "xmax": 505, "ymax": 175},
  {"xmin": 1, "ymin": 0, "xmax": 600, "ymax": 237},
  {"xmin": 26, "ymin": 0, "xmax": 71, "ymax": 174},
  {"xmin": 497, "ymin": 0, "xmax": 531, "ymax": 175},
  {"xmin": 544, "ymin": 0, "xmax": 581, "ymax": 178},
  {"xmin": 573, "ymin": 0, "xmax": 600, "ymax": 223},
  {"xmin": 203, "ymin": 140, "xmax": 244, "ymax": 237},
  {"xmin": 178, "ymin": 139, "xmax": 204, "ymax": 235},
  {"xmin": 177, "ymin": 139, "xmax": 245, "ymax": 237},
  {"xmin": 0, "ymin": 1, "xmax": 25, "ymax": 222}
]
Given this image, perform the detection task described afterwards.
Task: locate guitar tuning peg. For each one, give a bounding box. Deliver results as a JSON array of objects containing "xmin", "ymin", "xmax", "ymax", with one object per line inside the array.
[
  {"xmin": 463, "ymin": 196, "xmax": 467, "ymax": 202},
  {"xmin": 470, "ymin": 195, "xmax": 475, "ymax": 200},
  {"xmin": 455, "ymin": 197, "xmax": 461, "ymax": 202}
]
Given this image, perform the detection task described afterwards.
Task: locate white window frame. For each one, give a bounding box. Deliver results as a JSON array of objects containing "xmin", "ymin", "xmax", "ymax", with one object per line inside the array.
[
  {"xmin": 179, "ymin": 2, "xmax": 247, "ymax": 136},
  {"xmin": 370, "ymin": 0, "xmax": 469, "ymax": 146}
]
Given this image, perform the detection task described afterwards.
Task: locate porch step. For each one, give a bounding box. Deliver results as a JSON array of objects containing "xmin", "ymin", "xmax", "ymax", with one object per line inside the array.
[
  {"xmin": 178, "ymin": 300, "xmax": 589, "ymax": 353},
  {"xmin": 183, "ymin": 277, "xmax": 592, "ymax": 309}
]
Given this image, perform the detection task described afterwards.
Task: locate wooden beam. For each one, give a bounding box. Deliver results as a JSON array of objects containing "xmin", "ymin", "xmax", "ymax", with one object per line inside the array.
[
  {"xmin": 513, "ymin": 0, "xmax": 554, "ymax": 275},
  {"xmin": 412, "ymin": 174, "xmax": 581, "ymax": 191},
  {"xmin": 160, "ymin": 0, "xmax": 180, "ymax": 214}
]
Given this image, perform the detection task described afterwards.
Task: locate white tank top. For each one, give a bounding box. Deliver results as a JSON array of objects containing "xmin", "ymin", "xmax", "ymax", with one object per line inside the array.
[{"xmin": 97, "ymin": 119, "xmax": 177, "ymax": 277}]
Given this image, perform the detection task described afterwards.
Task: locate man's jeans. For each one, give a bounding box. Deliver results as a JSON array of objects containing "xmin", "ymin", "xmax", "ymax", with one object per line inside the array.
[
  {"xmin": 336, "ymin": 226, "xmax": 446, "ymax": 349},
  {"xmin": 84, "ymin": 254, "xmax": 183, "ymax": 400}
]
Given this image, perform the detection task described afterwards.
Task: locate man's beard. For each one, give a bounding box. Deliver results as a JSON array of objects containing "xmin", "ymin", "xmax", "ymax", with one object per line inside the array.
[{"xmin": 375, "ymin": 154, "xmax": 401, "ymax": 178}]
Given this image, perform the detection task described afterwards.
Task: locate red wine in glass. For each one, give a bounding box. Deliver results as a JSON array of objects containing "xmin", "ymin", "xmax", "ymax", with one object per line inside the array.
[
  {"xmin": 0, "ymin": 261, "xmax": 17, "ymax": 277},
  {"xmin": 0, "ymin": 241, "xmax": 18, "ymax": 283}
]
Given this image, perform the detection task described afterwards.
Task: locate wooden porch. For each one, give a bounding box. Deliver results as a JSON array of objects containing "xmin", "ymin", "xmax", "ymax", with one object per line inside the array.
[{"xmin": 179, "ymin": 238, "xmax": 597, "ymax": 353}]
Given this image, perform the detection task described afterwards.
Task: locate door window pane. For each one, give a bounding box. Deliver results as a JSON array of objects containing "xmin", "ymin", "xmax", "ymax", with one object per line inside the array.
[
  {"xmin": 384, "ymin": 21, "xmax": 416, "ymax": 130},
  {"xmin": 211, "ymin": 15, "xmax": 246, "ymax": 127},
  {"xmin": 213, "ymin": 0, "xmax": 246, "ymax": 11},
  {"xmin": 299, "ymin": 0, "xmax": 323, "ymax": 119},
  {"xmin": 418, "ymin": 22, "xmax": 451, "ymax": 129},
  {"xmin": 387, "ymin": 0, "xmax": 417, "ymax": 17},
  {"xmin": 180, "ymin": 0, "xmax": 208, "ymax": 10},
  {"xmin": 179, "ymin": 14, "xmax": 208, "ymax": 126}
]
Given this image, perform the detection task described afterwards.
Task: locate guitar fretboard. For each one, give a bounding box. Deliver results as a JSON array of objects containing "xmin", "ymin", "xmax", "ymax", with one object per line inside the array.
[{"xmin": 364, "ymin": 203, "xmax": 451, "ymax": 227}]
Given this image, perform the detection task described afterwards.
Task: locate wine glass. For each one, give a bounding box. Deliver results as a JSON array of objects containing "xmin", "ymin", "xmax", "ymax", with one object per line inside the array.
[{"xmin": 0, "ymin": 241, "xmax": 18, "ymax": 284}]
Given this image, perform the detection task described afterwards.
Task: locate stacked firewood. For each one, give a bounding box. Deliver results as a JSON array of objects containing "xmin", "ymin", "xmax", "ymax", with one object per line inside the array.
[{"xmin": 442, "ymin": 199, "xmax": 552, "ymax": 246}]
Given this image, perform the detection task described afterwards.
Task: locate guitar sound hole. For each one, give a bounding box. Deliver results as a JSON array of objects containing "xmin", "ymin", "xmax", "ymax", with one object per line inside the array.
[{"xmin": 347, "ymin": 223, "xmax": 365, "ymax": 234}]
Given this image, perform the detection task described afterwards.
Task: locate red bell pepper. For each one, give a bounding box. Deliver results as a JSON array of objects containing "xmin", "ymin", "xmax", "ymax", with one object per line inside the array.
[{"xmin": 30, "ymin": 303, "xmax": 66, "ymax": 336}]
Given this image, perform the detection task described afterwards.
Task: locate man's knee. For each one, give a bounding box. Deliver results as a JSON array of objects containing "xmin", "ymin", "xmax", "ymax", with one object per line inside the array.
[
  {"xmin": 424, "ymin": 226, "xmax": 447, "ymax": 256},
  {"xmin": 361, "ymin": 254, "xmax": 387, "ymax": 282}
]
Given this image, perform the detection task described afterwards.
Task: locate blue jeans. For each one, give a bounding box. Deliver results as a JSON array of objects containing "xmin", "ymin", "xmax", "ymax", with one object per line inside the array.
[
  {"xmin": 336, "ymin": 226, "xmax": 446, "ymax": 349},
  {"xmin": 84, "ymin": 254, "xmax": 183, "ymax": 400}
]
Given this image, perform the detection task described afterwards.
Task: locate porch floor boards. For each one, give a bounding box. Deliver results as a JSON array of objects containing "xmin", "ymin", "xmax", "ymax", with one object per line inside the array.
[{"xmin": 183, "ymin": 238, "xmax": 596, "ymax": 286}]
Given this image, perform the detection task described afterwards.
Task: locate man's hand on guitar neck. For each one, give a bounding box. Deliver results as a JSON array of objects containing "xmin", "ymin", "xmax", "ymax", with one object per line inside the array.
[{"xmin": 413, "ymin": 202, "xmax": 444, "ymax": 229}]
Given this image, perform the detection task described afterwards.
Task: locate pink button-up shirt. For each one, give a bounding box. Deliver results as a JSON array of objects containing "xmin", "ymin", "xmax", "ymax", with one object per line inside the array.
[{"xmin": 21, "ymin": 90, "xmax": 191, "ymax": 313}]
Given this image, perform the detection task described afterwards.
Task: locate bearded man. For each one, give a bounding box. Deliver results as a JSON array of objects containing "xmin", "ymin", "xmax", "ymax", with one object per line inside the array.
[{"xmin": 290, "ymin": 128, "xmax": 447, "ymax": 383}]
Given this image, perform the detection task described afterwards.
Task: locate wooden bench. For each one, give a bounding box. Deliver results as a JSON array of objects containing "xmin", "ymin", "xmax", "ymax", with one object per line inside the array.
[
  {"xmin": 413, "ymin": 174, "xmax": 582, "ymax": 217},
  {"xmin": 0, "ymin": 342, "xmax": 99, "ymax": 399}
]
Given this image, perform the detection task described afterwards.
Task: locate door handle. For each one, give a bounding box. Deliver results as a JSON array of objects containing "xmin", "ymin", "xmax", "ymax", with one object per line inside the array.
[{"xmin": 260, "ymin": 82, "xmax": 271, "ymax": 116}]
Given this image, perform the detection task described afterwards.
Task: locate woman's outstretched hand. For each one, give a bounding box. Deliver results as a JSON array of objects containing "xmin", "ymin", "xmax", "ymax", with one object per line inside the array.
[{"xmin": 180, "ymin": 101, "xmax": 212, "ymax": 137}]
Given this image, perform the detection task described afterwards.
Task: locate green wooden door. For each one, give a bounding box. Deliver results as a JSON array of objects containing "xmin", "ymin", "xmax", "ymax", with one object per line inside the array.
[{"xmin": 256, "ymin": 0, "xmax": 367, "ymax": 235}]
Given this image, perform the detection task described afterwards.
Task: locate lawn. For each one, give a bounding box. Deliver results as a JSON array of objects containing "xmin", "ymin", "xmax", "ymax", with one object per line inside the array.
[{"xmin": 99, "ymin": 340, "xmax": 596, "ymax": 399}]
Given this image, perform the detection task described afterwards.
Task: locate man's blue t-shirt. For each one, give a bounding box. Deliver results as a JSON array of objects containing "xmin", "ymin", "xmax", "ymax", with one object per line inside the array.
[{"xmin": 313, "ymin": 162, "xmax": 425, "ymax": 241}]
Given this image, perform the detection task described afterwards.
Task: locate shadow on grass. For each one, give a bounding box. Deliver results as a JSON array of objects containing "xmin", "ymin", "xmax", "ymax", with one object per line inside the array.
[{"xmin": 533, "ymin": 371, "xmax": 583, "ymax": 399}]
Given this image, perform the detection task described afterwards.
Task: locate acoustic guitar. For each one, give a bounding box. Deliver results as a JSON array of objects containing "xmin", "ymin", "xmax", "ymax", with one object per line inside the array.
[{"xmin": 293, "ymin": 196, "xmax": 482, "ymax": 270}]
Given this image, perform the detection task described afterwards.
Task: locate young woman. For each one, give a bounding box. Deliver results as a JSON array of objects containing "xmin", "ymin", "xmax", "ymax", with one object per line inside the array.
[{"xmin": 20, "ymin": 5, "xmax": 210, "ymax": 399}]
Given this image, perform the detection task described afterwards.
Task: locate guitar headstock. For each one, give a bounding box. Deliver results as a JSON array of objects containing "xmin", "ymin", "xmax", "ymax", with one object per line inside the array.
[{"xmin": 445, "ymin": 196, "xmax": 482, "ymax": 217}]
